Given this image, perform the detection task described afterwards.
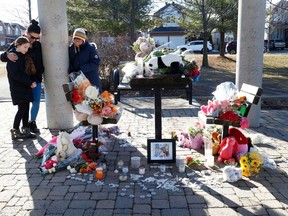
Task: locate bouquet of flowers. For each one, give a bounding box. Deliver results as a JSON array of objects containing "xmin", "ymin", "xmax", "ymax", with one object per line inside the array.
[
  {"xmin": 181, "ymin": 59, "xmax": 201, "ymax": 83},
  {"xmin": 187, "ymin": 121, "xmax": 205, "ymax": 149},
  {"xmin": 239, "ymin": 150, "xmax": 264, "ymax": 177},
  {"xmin": 69, "ymin": 72, "xmax": 118, "ymax": 122}
]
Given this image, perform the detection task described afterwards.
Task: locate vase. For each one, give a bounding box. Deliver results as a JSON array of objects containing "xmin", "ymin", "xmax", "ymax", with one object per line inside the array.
[
  {"xmin": 87, "ymin": 114, "xmax": 103, "ymax": 125},
  {"xmin": 189, "ymin": 133, "xmax": 203, "ymax": 150}
]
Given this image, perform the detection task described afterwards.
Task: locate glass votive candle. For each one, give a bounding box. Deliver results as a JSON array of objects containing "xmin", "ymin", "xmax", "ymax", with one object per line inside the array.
[
  {"xmin": 119, "ymin": 173, "xmax": 127, "ymax": 181},
  {"xmin": 117, "ymin": 160, "xmax": 124, "ymax": 170},
  {"xmin": 122, "ymin": 165, "xmax": 129, "ymax": 174},
  {"xmin": 131, "ymin": 156, "xmax": 141, "ymax": 169},
  {"xmin": 139, "ymin": 166, "xmax": 145, "ymax": 175},
  {"xmin": 178, "ymin": 164, "xmax": 185, "ymax": 173},
  {"xmin": 206, "ymin": 155, "xmax": 215, "ymax": 167},
  {"xmin": 95, "ymin": 167, "xmax": 103, "ymax": 180}
]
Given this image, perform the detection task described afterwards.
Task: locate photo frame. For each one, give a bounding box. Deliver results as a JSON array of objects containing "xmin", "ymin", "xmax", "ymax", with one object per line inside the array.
[{"xmin": 147, "ymin": 139, "xmax": 176, "ymax": 164}]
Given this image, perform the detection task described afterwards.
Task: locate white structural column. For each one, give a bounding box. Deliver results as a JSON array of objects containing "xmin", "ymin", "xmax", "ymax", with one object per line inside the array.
[
  {"xmin": 38, "ymin": 0, "xmax": 73, "ymax": 129},
  {"xmin": 236, "ymin": 0, "xmax": 266, "ymax": 127}
]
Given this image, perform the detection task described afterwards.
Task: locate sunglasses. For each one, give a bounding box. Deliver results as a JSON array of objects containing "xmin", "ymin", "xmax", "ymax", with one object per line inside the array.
[{"xmin": 29, "ymin": 33, "xmax": 40, "ymax": 40}]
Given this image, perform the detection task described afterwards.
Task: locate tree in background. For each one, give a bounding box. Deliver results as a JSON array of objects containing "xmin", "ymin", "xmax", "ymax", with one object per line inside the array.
[
  {"xmin": 181, "ymin": 0, "xmax": 216, "ymax": 67},
  {"xmin": 213, "ymin": 0, "xmax": 238, "ymax": 57}
]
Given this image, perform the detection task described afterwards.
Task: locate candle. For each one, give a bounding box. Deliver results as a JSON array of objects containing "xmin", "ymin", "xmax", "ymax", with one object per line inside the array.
[
  {"xmin": 117, "ymin": 160, "xmax": 124, "ymax": 169},
  {"xmin": 139, "ymin": 166, "xmax": 145, "ymax": 175}
]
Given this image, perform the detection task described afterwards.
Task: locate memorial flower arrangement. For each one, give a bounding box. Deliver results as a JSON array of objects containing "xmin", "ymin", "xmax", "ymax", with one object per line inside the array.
[
  {"xmin": 69, "ymin": 72, "xmax": 118, "ymax": 121},
  {"xmin": 200, "ymin": 82, "xmax": 250, "ymax": 129},
  {"xmin": 181, "ymin": 59, "xmax": 201, "ymax": 82},
  {"xmin": 239, "ymin": 150, "xmax": 264, "ymax": 177}
]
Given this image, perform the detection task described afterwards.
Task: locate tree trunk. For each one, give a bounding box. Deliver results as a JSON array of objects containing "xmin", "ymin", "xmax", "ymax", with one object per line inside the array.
[
  {"xmin": 219, "ymin": 31, "xmax": 225, "ymax": 56},
  {"xmin": 202, "ymin": 1, "xmax": 209, "ymax": 67}
]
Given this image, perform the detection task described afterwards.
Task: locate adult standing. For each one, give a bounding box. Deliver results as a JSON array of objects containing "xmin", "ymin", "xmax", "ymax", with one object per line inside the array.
[
  {"xmin": 1, "ymin": 19, "xmax": 45, "ymax": 133},
  {"xmin": 68, "ymin": 28, "xmax": 102, "ymax": 93},
  {"xmin": 6, "ymin": 36, "xmax": 37, "ymax": 140}
]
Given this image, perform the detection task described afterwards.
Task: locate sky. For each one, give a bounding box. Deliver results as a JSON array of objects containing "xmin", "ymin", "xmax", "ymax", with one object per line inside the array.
[{"xmin": 0, "ymin": 0, "xmax": 281, "ymax": 26}]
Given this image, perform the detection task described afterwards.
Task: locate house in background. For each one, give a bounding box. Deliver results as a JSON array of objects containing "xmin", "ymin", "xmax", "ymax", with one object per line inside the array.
[
  {"xmin": 0, "ymin": 20, "xmax": 25, "ymax": 50},
  {"xmin": 149, "ymin": 2, "xmax": 186, "ymax": 49}
]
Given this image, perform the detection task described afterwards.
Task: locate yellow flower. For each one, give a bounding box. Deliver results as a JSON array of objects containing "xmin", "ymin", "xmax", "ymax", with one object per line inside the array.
[
  {"xmin": 241, "ymin": 162, "xmax": 250, "ymax": 170},
  {"xmin": 242, "ymin": 167, "xmax": 252, "ymax": 177},
  {"xmin": 240, "ymin": 155, "xmax": 249, "ymax": 164},
  {"xmin": 251, "ymin": 159, "xmax": 260, "ymax": 168},
  {"xmin": 250, "ymin": 167, "xmax": 260, "ymax": 174},
  {"xmin": 249, "ymin": 151, "xmax": 264, "ymax": 164}
]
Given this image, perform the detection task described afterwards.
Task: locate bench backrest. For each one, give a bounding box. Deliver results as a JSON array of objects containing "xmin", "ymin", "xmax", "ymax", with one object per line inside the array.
[{"xmin": 239, "ymin": 83, "xmax": 263, "ymax": 117}]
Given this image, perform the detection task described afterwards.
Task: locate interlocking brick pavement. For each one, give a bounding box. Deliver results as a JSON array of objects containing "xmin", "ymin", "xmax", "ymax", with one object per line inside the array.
[{"xmin": 0, "ymin": 97, "xmax": 288, "ymax": 216}]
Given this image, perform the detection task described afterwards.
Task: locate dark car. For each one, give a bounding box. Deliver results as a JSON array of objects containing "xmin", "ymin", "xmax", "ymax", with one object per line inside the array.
[
  {"xmin": 226, "ymin": 40, "xmax": 267, "ymax": 54},
  {"xmin": 225, "ymin": 41, "xmax": 237, "ymax": 54}
]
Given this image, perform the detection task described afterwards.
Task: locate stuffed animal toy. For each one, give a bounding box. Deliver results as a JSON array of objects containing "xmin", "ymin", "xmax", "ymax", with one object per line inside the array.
[
  {"xmin": 228, "ymin": 127, "xmax": 248, "ymax": 161},
  {"xmin": 146, "ymin": 53, "xmax": 183, "ymax": 72},
  {"xmin": 44, "ymin": 155, "xmax": 58, "ymax": 169},
  {"xmin": 223, "ymin": 165, "xmax": 242, "ymax": 182},
  {"xmin": 211, "ymin": 131, "xmax": 221, "ymax": 155},
  {"xmin": 121, "ymin": 62, "xmax": 140, "ymax": 83},
  {"xmin": 135, "ymin": 41, "xmax": 154, "ymax": 59},
  {"xmin": 218, "ymin": 136, "xmax": 238, "ymax": 163},
  {"xmin": 56, "ymin": 132, "xmax": 78, "ymax": 162}
]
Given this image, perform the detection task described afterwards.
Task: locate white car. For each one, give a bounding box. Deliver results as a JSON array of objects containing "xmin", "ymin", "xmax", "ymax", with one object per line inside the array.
[{"xmin": 177, "ymin": 40, "xmax": 213, "ymax": 53}]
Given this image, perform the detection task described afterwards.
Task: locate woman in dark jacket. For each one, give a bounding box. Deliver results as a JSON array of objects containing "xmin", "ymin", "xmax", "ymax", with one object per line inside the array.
[
  {"xmin": 7, "ymin": 36, "xmax": 37, "ymax": 140},
  {"xmin": 68, "ymin": 28, "xmax": 102, "ymax": 93},
  {"xmin": 1, "ymin": 19, "xmax": 45, "ymax": 133}
]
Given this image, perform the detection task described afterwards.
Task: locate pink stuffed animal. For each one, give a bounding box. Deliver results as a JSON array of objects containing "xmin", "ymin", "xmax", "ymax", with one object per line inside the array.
[{"xmin": 217, "ymin": 136, "xmax": 238, "ymax": 163}]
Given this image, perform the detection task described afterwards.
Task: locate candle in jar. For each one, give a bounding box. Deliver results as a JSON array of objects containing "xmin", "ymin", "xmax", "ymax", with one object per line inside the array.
[
  {"xmin": 117, "ymin": 160, "xmax": 124, "ymax": 169},
  {"xmin": 95, "ymin": 167, "xmax": 103, "ymax": 180},
  {"xmin": 139, "ymin": 166, "xmax": 145, "ymax": 175}
]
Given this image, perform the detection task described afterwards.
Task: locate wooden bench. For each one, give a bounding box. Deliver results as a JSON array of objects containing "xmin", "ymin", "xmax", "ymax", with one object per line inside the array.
[
  {"xmin": 112, "ymin": 69, "xmax": 193, "ymax": 105},
  {"xmin": 198, "ymin": 83, "xmax": 263, "ymax": 139},
  {"xmin": 62, "ymin": 82, "xmax": 122, "ymax": 140}
]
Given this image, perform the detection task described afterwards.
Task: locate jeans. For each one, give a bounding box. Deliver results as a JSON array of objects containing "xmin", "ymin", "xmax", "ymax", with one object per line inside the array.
[{"xmin": 30, "ymin": 82, "xmax": 42, "ymax": 121}]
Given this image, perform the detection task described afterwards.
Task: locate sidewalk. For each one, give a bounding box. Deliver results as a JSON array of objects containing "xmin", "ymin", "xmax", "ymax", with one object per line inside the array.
[{"xmin": 0, "ymin": 97, "xmax": 288, "ymax": 216}]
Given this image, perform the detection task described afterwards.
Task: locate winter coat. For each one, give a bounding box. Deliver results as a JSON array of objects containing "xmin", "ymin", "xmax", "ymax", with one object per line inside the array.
[
  {"xmin": 68, "ymin": 41, "xmax": 101, "ymax": 92},
  {"xmin": 6, "ymin": 49, "xmax": 34, "ymax": 105},
  {"xmin": 1, "ymin": 39, "xmax": 45, "ymax": 83}
]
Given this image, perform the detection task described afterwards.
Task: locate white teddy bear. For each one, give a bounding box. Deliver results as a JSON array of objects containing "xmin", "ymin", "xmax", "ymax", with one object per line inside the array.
[{"xmin": 56, "ymin": 132, "xmax": 78, "ymax": 162}]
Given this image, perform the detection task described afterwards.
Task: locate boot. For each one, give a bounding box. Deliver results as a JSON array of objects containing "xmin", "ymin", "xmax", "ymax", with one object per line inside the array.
[
  {"xmin": 10, "ymin": 129, "xmax": 26, "ymax": 140},
  {"xmin": 22, "ymin": 127, "xmax": 37, "ymax": 138},
  {"xmin": 29, "ymin": 121, "xmax": 40, "ymax": 133}
]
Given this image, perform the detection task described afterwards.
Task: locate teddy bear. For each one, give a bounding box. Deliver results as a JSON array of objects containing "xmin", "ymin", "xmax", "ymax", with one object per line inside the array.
[
  {"xmin": 146, "ymin": 53, "xmax": 183, "ymax": 72},
  {"xmin": 56, "ymin": 131, "xmax": 78, "ymax": 162},
  {"xmin": 223, "ymin": 165, "xmax": 242, "ymax": 182},
  {"xmin": 217, "ymin": 136, "xmax": 238, "ymax": 163}
]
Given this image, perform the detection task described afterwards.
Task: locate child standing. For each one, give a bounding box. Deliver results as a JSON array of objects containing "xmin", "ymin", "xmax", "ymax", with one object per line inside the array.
[{"xmin": 6, "ymin": 36, "xmax": 37, "ymax": 140}]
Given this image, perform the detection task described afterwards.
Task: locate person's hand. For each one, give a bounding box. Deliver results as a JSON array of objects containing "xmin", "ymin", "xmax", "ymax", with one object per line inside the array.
[
  {"xmin": 7, "ymin": 53, "xmax": 18, "ymax": 62},
  {"xmin": 31, "ymin": 82, "xmax": 37, "ymax": 89}
]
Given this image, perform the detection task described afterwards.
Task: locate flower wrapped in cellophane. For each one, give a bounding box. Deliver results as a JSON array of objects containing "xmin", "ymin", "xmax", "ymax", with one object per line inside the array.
[
  {"xmin": 239, "ymin": 150, "xmax": 264, "ymax": 177},
  {"xmin": 69, "ymin": 71, "xmax": 118, "ymax": 123}
]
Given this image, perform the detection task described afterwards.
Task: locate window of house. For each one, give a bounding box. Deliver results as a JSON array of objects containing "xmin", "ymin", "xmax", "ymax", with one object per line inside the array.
[
  {"xmin": 0, "ymin": 26, "xmax": 3, "ymax": 33},
  {"xmin": 7, "ymin": 26, "xmax": 11, "ymax": 34}
]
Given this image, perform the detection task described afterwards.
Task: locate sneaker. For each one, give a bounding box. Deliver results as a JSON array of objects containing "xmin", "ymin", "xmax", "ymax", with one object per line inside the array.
[{"xmin": 29, "ymin": 121, "xmax": 40, "ymax": 133}]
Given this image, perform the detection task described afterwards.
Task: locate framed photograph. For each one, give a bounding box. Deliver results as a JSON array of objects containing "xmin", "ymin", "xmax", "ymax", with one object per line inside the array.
[{"xmin": 147, "ymin": 139, "xmax": 176, "ymax": 164}]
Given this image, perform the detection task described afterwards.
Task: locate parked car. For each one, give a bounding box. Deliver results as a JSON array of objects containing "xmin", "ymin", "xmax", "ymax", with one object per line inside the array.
[
  {"xmin": 273, "ymin": 40, "xmax": 286, "ymax": 50},
  {"xmin": 177, "ymin": 40, "xmax": 213, "ymax": 53},
  {"xmin": 226, "ymin": 40, "xmax": 267, "ymax": 54},
  {"xmin": 225, "ymin": 41, "xmax": 237, "ymax": 54}
]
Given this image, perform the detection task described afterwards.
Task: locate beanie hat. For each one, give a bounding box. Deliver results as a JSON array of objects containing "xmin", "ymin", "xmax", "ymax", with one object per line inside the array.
[{"xmin": 73, "ymin": 28, "xmax": 87, "ymax": 41}]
